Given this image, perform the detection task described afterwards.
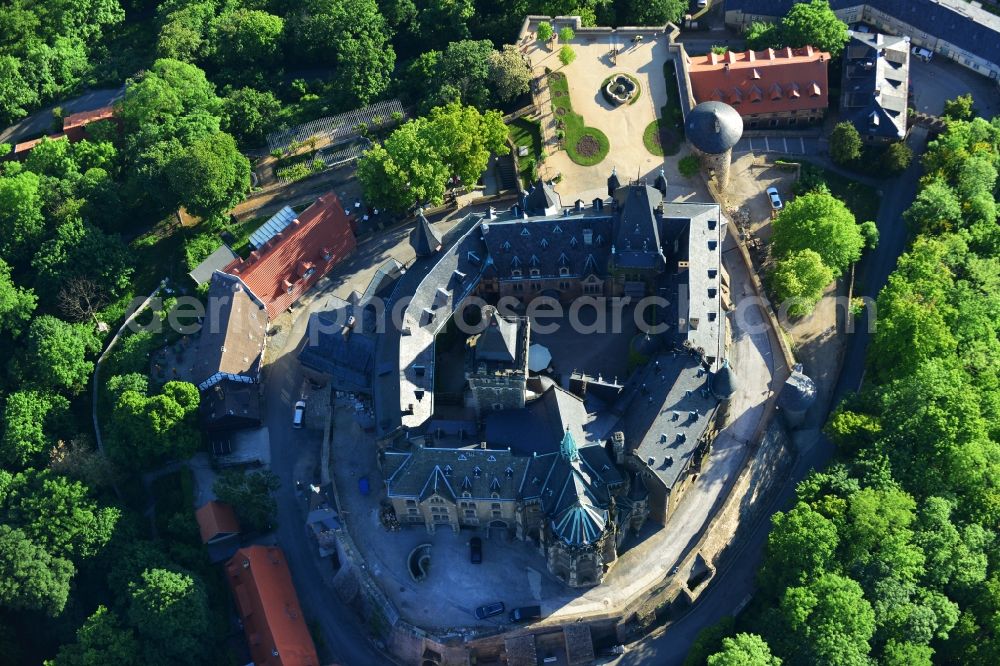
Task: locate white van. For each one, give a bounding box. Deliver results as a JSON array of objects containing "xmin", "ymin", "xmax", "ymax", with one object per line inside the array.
[
  {"xmin": 292, "ymin": 400, "xmax": 306, "ymax": 428},
  {"xmin": 912, "ymin": 46, "xmax": 933, "ymax": 62}
]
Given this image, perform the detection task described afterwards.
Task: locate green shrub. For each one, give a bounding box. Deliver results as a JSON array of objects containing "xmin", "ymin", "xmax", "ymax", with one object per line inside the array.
[{"xmin": 679, "ymin": 155, "xmax": 700, "ymax": 178}]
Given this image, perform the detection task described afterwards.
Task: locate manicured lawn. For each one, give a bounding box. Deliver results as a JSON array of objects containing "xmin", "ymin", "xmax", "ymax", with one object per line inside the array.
[
  {"xmin": 509, "ymin": 117, "xmax": 543, "ymax": 186},
  {"xmin": 548, "ymin": 71, "xmax": 610, "ymax": 166},
  {"xmin": 648, "ymin": 61, "xmax": 684, "ymax": 157}
]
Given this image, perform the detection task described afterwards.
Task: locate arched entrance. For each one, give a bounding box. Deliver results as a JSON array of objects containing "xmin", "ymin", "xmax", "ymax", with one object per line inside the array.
[{"xmin": 487, "ymin": 520, "xmax": 509, "ymax": 541}]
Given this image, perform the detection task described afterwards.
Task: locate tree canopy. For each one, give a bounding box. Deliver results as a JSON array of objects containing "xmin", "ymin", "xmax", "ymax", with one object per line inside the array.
[{"xmin": 771, "ymin": 191, "xmax": 864, "ymax": 275}]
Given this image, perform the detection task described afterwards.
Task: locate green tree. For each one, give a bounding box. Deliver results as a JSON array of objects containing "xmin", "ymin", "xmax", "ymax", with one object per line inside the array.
[
  {"xmin": 778, "ymin": 573, "xmax": 875, "ymax": 666},
  {"xmin": 297, "ymin": 0, "xmax": 395, "ymax": 106},
  {"xmin": 772, "ymin": 191, "xmax": 864, "ymax": 275},
  {"xmin": 859, "ymin": 220, "xmax": 879, "ymax": 249},
  {"xmin": 770, "ymin": 249, "xmax": 835, "ymax": 316},
  {"xmin": 0, "ymin": 525, "xmax": 74, "ymax": 616},
  {"xmin": 882, "ymin": 640, "xmax": 933, "ymax": 666},
  {"xmin": 0, "ymin": 55, "xmax": 40, "ymax": 124},
  {"xmin": 25, "ymin": 315, "xmax": 100, "ymax": 394},
  {"xmin": 745, "ymin": 21, "xmax": 781, "ymax": 51},
  {"xmin": 47, "ymin": 605, "xmax": 141, "ymax": 666},
  {"xmin": 0, "ymin": 257, "xmax": 36, "ymax": 335},
  {"xmin": 685, "ymin": 617, "xmax": 736, "ymax": 666},
  {"xmin": 760, "ymin": 502, "xmax": 839, "ymax": 591},
  {"xmin": 619, "ymin": 0, "xmax": 688, "ymax": 25},
  {"xmin": 436, "ymin": 39, "xmax": 495, "ymax": 110},
  {"xmin": 222, "ymin": 87, "xmax": 281, "ymax": 147},
  {"xmin": 942, "ymin": 94, "xmax": 975, "ymax": 121},
  {"xmin": 2, "ymin": 468, "xmax": 120, "ymax": 560},
  {"xmin": 559, "ymin": 45, "xmax": 577, "ymax": 66},
  {"xmin": 881, "ymin": 142, "xmax": 913, "ymax": 174},
  {"xmin": 208, "ymin": 9, "xmax": 284, "ymax": 74},
  {"xmin": 32, "ymin": 217, "xmax": 133, "ymax": 301},
  {"xmin": 488, "ymin": 45, "xmax": 531, "ymax": 105},
  {"xmin": 0, "ymin": 170, "xmax": 45, "ymax": 264},
  {"xmin": 830, "ymin": 121, "xmax": 862, "ymax": 165},
  {"xmin": 558, "ymin": 26, "xmax": 575, "ymax": 43},
  {"xmin": 127, "ymin": 568, "xmax": 208, "ymax": 662},
  {"xmin": 536, "ymin": 21, "xmax": 553, "ymax": 43},
  {"xmin": 904, "ymin": 179, "xmax": 962, "ymax": 234},
  {"xmin": 780, "ymin": 0, "xmax": 849, "ymax": 56},
  {"xmin": 166, "ymin": 131, "xmax": 250, "ymax": 218},
  {"xmin": 156, "ymin": 2, "xmax": 215, "ymax": 62},
  {"xmin": 707, "ymin": 633, "xmax": 781, "ymax": 666},
  {"xmin": 213, "ymin": 470, "xmax": 280, "ymax": 532},
  {"xmin": 109, "ymin": 381, "xmax": 201, "ymax": 467},
  {"xmin": 1, "ymin": 390, "xmax": 70, "ymax": 467}
]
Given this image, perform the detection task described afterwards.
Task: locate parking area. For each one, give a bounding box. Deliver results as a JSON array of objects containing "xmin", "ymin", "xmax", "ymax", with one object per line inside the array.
[
  {"xmin": 733, "ymin": 135, "xmax": 820, "ymax": 156},
  {"xmin": 909, "ymin": 55, "xmax": 1000, "ymax": 118},
  {"xmin": 716, "ymin": 153, "xmax": 798, "ymax": 242}
]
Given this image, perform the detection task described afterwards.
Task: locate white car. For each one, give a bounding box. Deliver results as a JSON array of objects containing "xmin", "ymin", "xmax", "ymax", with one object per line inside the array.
[
  {"xmin": 292, "ymin": 400, "xmax": 306, "ymax": 428},
  {"xmin": 697, "ymin": 0, "xmax": 709, "ymax": 7},
  {"xmin": 766, "ymin": 187, "xmax": 783, "ymax": 210},
  {"xmin": 912, "ymin": 46, "xmax": 933, "ymax": 62}
]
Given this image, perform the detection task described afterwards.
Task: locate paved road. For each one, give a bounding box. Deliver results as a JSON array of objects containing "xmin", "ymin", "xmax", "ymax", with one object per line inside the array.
[
  {"xmin": 264, "ymin": 317, "xmax": 389, "ymax": 666},
  {"xmin": 0, "ymin": 86, "xmax": 124, "ymax": 145},
  {"xmin": 621, "ymin": 127, "xmax": 927, "ymax": 665}
]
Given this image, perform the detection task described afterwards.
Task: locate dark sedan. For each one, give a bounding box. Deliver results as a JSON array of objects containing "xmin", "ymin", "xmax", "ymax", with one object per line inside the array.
[
  {"xmin": 475, "ymin": 601, "xmax": 505, "ymax": 620},
  {"xmin": 470, "ymin": 536, "xmax": 482, "ymax": 563}
]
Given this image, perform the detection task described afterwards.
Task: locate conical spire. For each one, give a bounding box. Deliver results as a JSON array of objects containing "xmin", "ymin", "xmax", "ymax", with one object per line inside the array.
[
  {"xmin": 560, "ymin": 427, "xmax": 579, "ymax": 462},
  {"xmin": 409, "ymin": 209, "xmax": 443, "ymax": 257}
]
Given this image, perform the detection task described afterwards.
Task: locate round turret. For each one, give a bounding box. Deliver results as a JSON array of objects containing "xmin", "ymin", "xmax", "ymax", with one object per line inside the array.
[{"xmin": 685, "ymin": 101, "xmax": 743, "ymax": 154}]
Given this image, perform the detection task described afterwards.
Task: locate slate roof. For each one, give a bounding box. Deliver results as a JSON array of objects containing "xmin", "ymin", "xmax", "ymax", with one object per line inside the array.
[
  {"xmin": 841, "ymin": 32, "xmax": 909, "ymax": 140},
  {"xmin": 399, "ymin": 222, "xmax": 489, "ymax": 429},
  {"xmin": 226, "ymin": 546, "xmax": 319, "ymax": 666},
  {"xmin": 193, "ymin": 272, "xmax": 268, "ymax": 390},
  {"xmin": 410, "ymin": 212, "xmax": 443, "ymax": 257},
  {"xmin": 481, "ymin": 214, "xmax": 614, "ymax": 281},
  {"xmin": 725, "ymin": 0, "xmax": 1000, "ymax": 68},
  {"xmin": 474, "ymin": 306, "xmax": 521, "ymax": 364},
  {"xmin": 200, "ymin": 379, "xmax": 261, "ymax": 431},
  {"xmin": 710, "ymin": 359, "xmax": 737, "ymax": 400},
  {"xmin": 298, "ymin": 309, "xmax": 375, "ymax": 393},
  {"xmin": 688, "ymin": 46, "xmax": 831, "ymax": 115},
  {"xmin": 685, "ymin": 101, "xmax": 744, "ymax": 154},
  {"xmin": 225, "ymin": 193, "xmax": 357, "ymax": 318},
  {"xmin": 613, "ymin": 183, "xmax": 666, "ymax": 270},
  {"xmin": 189, "ymin": 244, "xmax": 238, "ymax": 285},
  {"xmin": 523, "ymin": 178, "xmax": 562, "ymax": 216},
  {"xmin": 778, "ymin": 370, "xmax": 818, "ymax": 412},
  {"xmin": 384, "ymin": 446, "xmax": 528, "ymax": 501},
  {"xmin": 485, "ymin": 384, "xmax": 597, "ymax": 455}
]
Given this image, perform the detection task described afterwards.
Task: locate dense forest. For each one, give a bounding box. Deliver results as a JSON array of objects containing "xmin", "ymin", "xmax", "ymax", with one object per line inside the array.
[{"xmin": 690, "ymin": 117, "xmax": 1000, "ymax": 665}]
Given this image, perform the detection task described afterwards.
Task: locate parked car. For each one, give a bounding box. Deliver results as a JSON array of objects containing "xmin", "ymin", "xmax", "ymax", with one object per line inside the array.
[
  {"xmin": 292, "ymin": 400, "xmax": 306, "ymax": 428},
  {"xmin": 853, "ymin": 23, "xmax": 871, "ymax": 33},
  {"xmin": 475, "ymin": 601, "xmax": 505, "ymax": 620},
  {"xmin": 509, "ymin": 605, "xmax": 543, "ymax": 623},
  {"xmin": 766, "ymin": 187, "xmax": 783, "ymax": 210},
  {"xmin": 912, "ymin": 46, "xmax": 933, "ymax": 62},
  {"xmin": 470, "ymin": 536, "xmax": 483, "ymax": 564},
  {"xmin": 696, "ymin": 0, "xmax": 709, "ymax": 8}
]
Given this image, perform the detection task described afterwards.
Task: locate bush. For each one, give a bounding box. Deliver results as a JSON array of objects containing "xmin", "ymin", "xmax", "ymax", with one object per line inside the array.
[
  {"xmin": 537, "ymin": 21, "xmax": 553, "ymax": 42},
  {"xmin": 860, "ymin": 220, "xmax": 879, "ymax": 249},
  {"xmin": 881, "ymin": 141, "xmax": 913, "ymax": 174},
  {"xmin": 679, "ymin": 154, "xmax": 700, "ymax": 177},
  {"xmin": 559, "ymin": 45, "xmax": 576, "ymax": 66},
  {"xmin": 559, "ymin": 27, "xmax": 575, "ymax": 43}
]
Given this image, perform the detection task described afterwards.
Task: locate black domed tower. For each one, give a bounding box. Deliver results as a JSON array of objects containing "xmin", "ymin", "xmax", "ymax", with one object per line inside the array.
[{"xmin": 685, "ymin": 101, "xmax": 743, "ymax": 190}]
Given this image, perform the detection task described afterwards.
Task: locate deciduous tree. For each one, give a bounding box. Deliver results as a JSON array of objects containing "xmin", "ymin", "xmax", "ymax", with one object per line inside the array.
[
  {"xmin": 771, "ymin": 191, "xmax": 864, "ymax": 275},
  {"xmin": 127, "ymin": 568, "xmax": 208, "ymax": 661},
  {"xmin": 165, "ymin": 131, "xmax": 250, "ymax": 218},
  {"xmin": 25, "ymin": 315, "xmax": 100, "ymax": 394},
  {"xmin": 708, "ymin": 633, "xmax": 781, "ymax": 666},
  {"xmin": 0, "ymin": 525, "xmax": 74, "ymax": 616},
  {"xmin": 1, "ymin": 390, "xmax": 70, "ymax": 467},
  {"xmin": 0, "ymin": 258, "xmax": 36, "ymax": 335},
  {"xmin": 770, "ymin": 249, "xmax": 834, "ymax": 317},
  {"xmin": 48, "ymin": 605, "xmax": 141, "ymax": 666},
  {"xmin": 213, "ymin": 470, "xmax": 280, "ymax": 532},
  {"xmin": 488, "ymin": 45, "xmax": 532, "ymax": 105},
  {"xmin": 780, "ymin": 0, "xmax": 849, "ymax": 56},
  {"xmin": 830, "ymin": 122, "xmax": 862, "ymax": 165}
]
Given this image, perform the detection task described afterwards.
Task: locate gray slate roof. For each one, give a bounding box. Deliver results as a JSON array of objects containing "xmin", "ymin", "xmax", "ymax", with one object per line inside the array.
[
  {"xmin": 410, "ymin": 212, "xmax": 443, "ymax": 257},
  {"xmin": 481, "ymin": 214, "xmax": 614, "ymax": 280},
  {"xmin": 613, "ymin": 183, "xmax": 666, "ymax": 270},
  {"xmin": 385, "ymin": 446, "xmax": 527, "ymax": 501},
  {"xmin": 523, "ymin": 179, "xmax": 562, "ymax": 216},
  {"xmin": 685, "ymin": 101, "xmax": 743, "ymax": 154},
  {"xmin": 298, "ymin": 308, "xmax": 376, "ymax": 394},
  {"xmin": 474, "ymin": 307, "xmax": 520, "ymax": 364},
  {"xmin": 841, "ymin": 32, "xmax": 909, "ymax": 140},
  {"xmin": 485, "ymin": 384, "xmax": 596, "ymax": 455},
  {"xmin": 189, "ymin": 244, "xmax": 238, "ymax": 286},
  {"xmin": 193, "ymin": 272, "xmax": 268, "ymax": 389},
  {"xmin": 778, "ymin": 370, "xmax": 818, "ymax": 413}
]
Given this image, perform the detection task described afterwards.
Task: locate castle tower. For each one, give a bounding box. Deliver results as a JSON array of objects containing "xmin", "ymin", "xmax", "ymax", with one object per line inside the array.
[{"xmin": 684, "ymin": 101, "xmax": 743, "ymax": 190}]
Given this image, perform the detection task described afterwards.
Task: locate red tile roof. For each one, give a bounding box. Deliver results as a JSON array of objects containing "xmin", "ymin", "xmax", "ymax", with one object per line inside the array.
[
  {"xmin": 689, "ymin": 46, "xmax": 831, "ymax": 116},
  {"xmin": 225, "ymin": 193, "xmax": 357, "ymax": 319},
  {"xmin": 62, "ymin": 105, "xmax": 116, "ymax": 131},
  {"xmin": 226, "ymin": 546, "xmax": 319, "ymax": 666},
  {"xmin": 195, "ymin": 500, "xmax": 241, "ymax": 543},
  {"xmin": 12, "ymin": 133, "xmax": 67, "ymax": 156}
]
